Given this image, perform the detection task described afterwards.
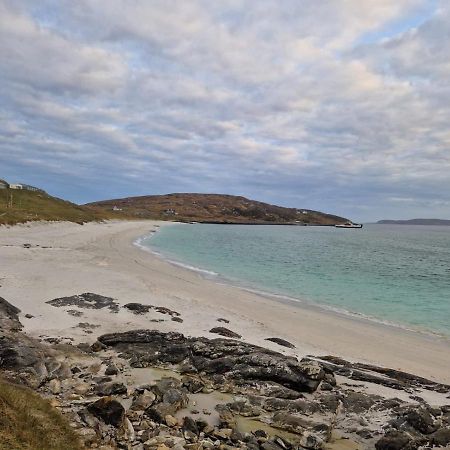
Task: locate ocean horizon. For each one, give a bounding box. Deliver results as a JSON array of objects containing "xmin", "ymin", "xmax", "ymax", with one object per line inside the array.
[{"xmin": 138, "ymin": 223, "xmax": 450, "ymax": 338}]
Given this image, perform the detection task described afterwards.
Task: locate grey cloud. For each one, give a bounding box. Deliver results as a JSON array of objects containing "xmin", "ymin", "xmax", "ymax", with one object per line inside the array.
[{"xmin": 1, "ymin": 0, "xmax": 449, "ymax": 221}]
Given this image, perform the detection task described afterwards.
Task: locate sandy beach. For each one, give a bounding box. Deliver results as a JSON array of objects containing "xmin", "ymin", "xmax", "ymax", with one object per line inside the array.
[{"xmin": 0, "ymin": 220, "xmax": 449, "ymax": 384}]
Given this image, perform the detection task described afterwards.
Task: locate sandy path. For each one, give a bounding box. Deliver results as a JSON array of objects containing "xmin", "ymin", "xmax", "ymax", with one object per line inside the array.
[{"xmin": 0, "ymin": 220, "xmax": 449, "ymax": 383}]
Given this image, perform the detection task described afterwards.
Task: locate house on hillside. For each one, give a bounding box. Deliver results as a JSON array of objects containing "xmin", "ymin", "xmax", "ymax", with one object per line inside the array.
[
  {"xmin": 7, "ymin": 183, "xmax": 45, "ymax": 193},
  {"xmin": 0, "ymin": 179, "xmax": 9, "ymax": 189},
  {"xmin": 21, "ymin": 184, "xmax": 45, "ymax": 193}
]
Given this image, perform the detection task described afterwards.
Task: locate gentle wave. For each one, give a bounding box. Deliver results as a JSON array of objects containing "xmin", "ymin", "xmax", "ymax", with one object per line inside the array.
[
  {"xmin": 217, "ymin": 279, "xmax": 447, "ymax": 339},
  {"xmin": 134, "ymin": 230, "xmax": 219, "ymax": 277},
  {"xmin": 134, "ymin": 230, "xmax": 445, "ymax": 339},
  {"xmin": 134, "ymin": 224, "xmax": 450, "ymax": 339}
]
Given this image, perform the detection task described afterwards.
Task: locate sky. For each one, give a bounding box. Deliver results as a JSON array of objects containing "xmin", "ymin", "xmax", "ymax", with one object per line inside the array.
[{"xmin": 1, "ymin": 0, "xmax": 449, "ymax": 222}]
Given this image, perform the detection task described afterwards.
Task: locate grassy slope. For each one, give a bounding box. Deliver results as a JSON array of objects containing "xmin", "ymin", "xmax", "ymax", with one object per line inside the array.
[
  {"xmin": 0, "ymin": 379, "xmax": 81, "ymax": 450},
  {"xmin": 87, "ymin": 193, "xmax": 349, "ymax": 225},
  {"xmin": 0, "ymin": 189, "xmax": 116, "ymax": 225}
]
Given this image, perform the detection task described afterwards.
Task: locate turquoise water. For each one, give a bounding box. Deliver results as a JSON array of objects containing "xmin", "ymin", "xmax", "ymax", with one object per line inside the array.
[{"xmin": 140, "ymin": 224, "xmax": 450, "ymax": 336}]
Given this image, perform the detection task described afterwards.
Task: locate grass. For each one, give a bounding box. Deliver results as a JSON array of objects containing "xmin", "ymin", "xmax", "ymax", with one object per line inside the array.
[
  {"xmin": 0, "ymin": 378, "xmax": 82, "ymax": 450},
  {"xmin": 0, "ymin": 188, "xmax": 120, "ymax": 225}
]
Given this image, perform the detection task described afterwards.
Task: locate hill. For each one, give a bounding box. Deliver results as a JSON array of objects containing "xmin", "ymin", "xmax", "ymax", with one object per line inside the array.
[
  {"xmin": 86, "ymin": 193, "xmax": 349, "ymax": 225},
  {"xmin": 0, "ymin": 186, "xmax": 112, "ymax": 225},
  {"xmin": 377, "ymin": 219, "xmax": 450, "ymax": 226}
]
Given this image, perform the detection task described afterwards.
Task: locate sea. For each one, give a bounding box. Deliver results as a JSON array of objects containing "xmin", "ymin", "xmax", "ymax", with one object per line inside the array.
[{"xmin": 137, "ymin": 223, "xmax": 450, "ymax": 337}]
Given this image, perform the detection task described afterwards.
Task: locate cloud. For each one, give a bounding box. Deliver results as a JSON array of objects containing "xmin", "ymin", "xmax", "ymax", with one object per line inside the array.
[{"xmin": 0, "ymin": 0, "xmax": 449, "ymax": 221}]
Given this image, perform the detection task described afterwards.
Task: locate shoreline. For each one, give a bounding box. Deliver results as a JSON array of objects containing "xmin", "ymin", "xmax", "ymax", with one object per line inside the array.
[
  {"xmin": 0, "ymin": 220, "xmax": 449, "ymax": 384},
  {"xmin": 136, "ymin": 226, "xmax": 450, "ymax": 341}
]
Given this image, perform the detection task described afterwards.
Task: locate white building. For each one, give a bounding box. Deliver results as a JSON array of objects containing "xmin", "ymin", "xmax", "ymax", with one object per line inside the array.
[{"xmin": 9, "ymin": 184, "xmax": 23, "ymax": 190}]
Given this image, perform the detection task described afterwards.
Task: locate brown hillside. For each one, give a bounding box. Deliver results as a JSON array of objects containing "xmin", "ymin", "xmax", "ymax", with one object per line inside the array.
[{"xmin": 86, "ymin": 193, "xmax": 349, "ymax": 225}]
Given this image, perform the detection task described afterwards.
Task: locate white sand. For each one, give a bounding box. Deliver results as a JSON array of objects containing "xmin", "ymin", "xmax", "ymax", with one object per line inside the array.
[{"xmin": 0, "ymin": 220, "xmax": 449, "ymax": 384}]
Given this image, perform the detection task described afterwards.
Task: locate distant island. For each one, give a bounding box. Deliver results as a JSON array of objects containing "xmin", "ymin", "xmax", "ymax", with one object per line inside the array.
[{"xmin": 377, "ymin": 219, "xmax": 450, "ymax": 226}]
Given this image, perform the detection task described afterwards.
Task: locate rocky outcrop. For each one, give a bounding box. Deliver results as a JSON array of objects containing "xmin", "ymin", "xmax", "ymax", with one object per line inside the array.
[
  {"xmin": 1, "ymin": 296, "xmax": 449, "ymax": 450},
  {"xmin": 46, "ymin": 293, "xmax": 120, "ymax": 313},
  {"xmin": 265, "ymin": 337, "xmax": 296, "ymax": 349},
  {"xmin": 209, "ymin": 326, "xmax": 242, "ymax": 339},
  {"xmin": 0, "ymin": 296, "xmax": 22, "ymax": 331},
  {"xmin": 314, "ymin": 355, "xmax": 450, "ymax": 393},
  {"xmin": 98, "ymin": 330, "xmax": 325, "ymax": 393}
]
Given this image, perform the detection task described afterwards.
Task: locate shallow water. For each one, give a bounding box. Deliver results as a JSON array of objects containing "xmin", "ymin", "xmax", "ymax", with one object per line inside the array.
[{"xmin": 142, "ymin": 223, "xmax": 450, "ymax": 337}]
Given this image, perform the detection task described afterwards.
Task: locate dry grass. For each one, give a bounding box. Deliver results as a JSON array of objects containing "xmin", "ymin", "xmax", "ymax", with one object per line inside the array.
[{"xmin": 0, "ymin": 378, "xmax": 82, "ymax": 450}]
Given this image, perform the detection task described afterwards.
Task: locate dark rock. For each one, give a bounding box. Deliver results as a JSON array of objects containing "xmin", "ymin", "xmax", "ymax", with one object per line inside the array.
[
  {"xmin": 209, "ymin": 327, "xmax": 241, "ymax": 339},
  {"xmin": 162, "ymin": 388, "xmax": 188, "ymax": 409},
  {"xmin": 404, "ymin": 407, "xmax": 437, "ymax": 434},
  {"xmin": 182, "ymin": 375, "xmax": 205, "ymax": 393},
  {"xmin": 430, "ymin": 428, "xmax": 450, "ymax": 446},
  {"xmin": 154, "ymin": 306, "xmax": 180, "ymax": 317},
  {"xmin": 320, "ymin": 382, "xmax": 334, "ymax": 391},
  {"xmin": 265, "ymin": 337, "xmax": 295, "ymax": 349},
  {"xmin": 76, "ymin": 342, "xmax": 92, "ymax": 352},
  {"xmin": 90, "ymin": 340, "xmax": 106, "ymax": 352},
  {"xmin": 87, "ymin": 397, "xmax": 125, "ymax": 427},
  {"xmin": 77, "ymin": 322, "xmax": 100, "ymax": 330},
  {"xmin": 217, "ymin": 318, "xmax": 230, "ymax": 323},
  {"xmin": 183, "ymin": 416, "xmax": 199, "ymax": 435},
  {"xmin": 171, "ymin": 316, "xmax": 183, "ymax": 323},
  {"xmin": 0, "ymin": 335, "xmax": 41, "ymax": 369},
  {"xmin": 67, "ymin": 309, "xmax": 83, "ymax": 317},
  {"xmin": 123, "ymin": 303, "xmax": 152, "ymax": 314},
  {"xmin": 375, "ymin": 431, "xmax": 413, "ymax": 450},
  {"xmin": 324, "ymin": 372, "xmax": 336, "ymax": 386},
  {"xmin": 98, "ymin": 330, "xmax": 325, "ymax": 393},
  {"xmin": 271, "ymin": 411, "xmax": 327, "ymax": 435},
  {"xmin": 153, "ymin": 377, "xmax": 183, "ymax": 398},
  {"xmin": 253, "ymin": 429, "xmax": 268, "ymax": 439},
  {"xmin": 342, "ymin": 391, "xmax": 381, "ymax": 413},
  {"xmin": 146, "ymin": 403, "xmax": 178, "ymax": 423},
  {"xmin": 318, "ymin": 355, "xmax": 450, "ymax": 393},
  {"xmin": 24, "ymin": 314, "xmax": 34, "ymax": 319},
  {"xmin": 0, "ymin": 296, "xmax": 22, "ymax": 331},
  {"xmin": 96, "ymin": 381, "xmax": 127, "ymax": 396},
  {"xmin": 260, "ymin": 441, "xmax": 285, "ymax": 450},
  {"xmin": 105, "ymin": 364, "xmax": 119, "ymax": 376},
  {"xmin": 46, "ymin": 293, "xmax": 119, "ymax": 313},
  {"xmin": 71, "ymin": 366, "xmax": 82, "ymax": 374}
]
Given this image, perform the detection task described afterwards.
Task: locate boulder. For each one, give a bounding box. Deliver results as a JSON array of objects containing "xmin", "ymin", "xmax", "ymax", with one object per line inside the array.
[
  {"xmin": 430, "ymin": 428, "xmax": 450, "ymax": 446},
  {"xmin": 209, "ymin": 327, "xmax": 241, "ymax": 339},
  {"xmin": 265, "ymin": 337, "xmax": 295, "ymax": 349},
  {"xmin": 0, "ymin": 297, "xmax": 22, "ymax": 331},
  {"xmin": 96, "ymin": 381, "xmax": 127, "ymax": 396},
  {"xmin": 404, "ymin": 407, "xmax": 437, "ymax": 434},
  {"xmin": 124, "ymin": 303, "xmax": 152, "ymax": 314},
  {"xmin": 375, "ymin": 431, "xmax": 413, "ymax": 450},
  {"xmin": 87, "ymin": 397, "xmax": 125, "ymax": 427},
  {"xmin": 105, "ymin": 364, "xmax": 119, "ymax": 376}
]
